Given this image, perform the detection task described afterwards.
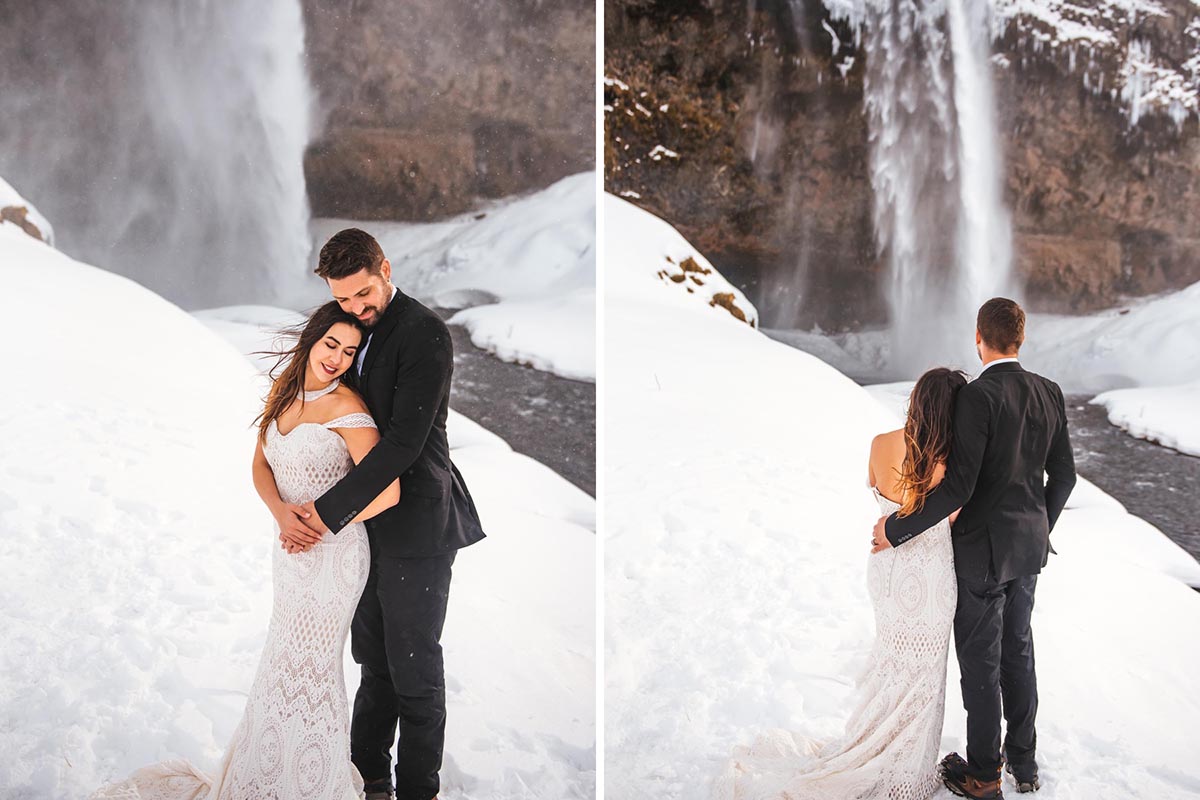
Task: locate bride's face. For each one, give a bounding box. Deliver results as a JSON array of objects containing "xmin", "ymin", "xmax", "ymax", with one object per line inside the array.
[{"xmin": 308, "ymin": 322, "xmax": 362, "ymax": 383}]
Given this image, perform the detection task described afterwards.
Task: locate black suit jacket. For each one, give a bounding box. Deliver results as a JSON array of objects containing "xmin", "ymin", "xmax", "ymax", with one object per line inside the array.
[
  {"xmin": 884, "ymin": 362, "xmax": 1076, "ymax": 583},
  {"xmin": 314, "ymin": 288, "xmax": 486, "ymax": 558}
]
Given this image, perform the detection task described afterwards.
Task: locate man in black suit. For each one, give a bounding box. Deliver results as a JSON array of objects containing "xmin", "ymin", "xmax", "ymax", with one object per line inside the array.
[
  {"xmin": 871, "ymin": 298, "xmax": 1076, "ymax": 799},
  {"xmin": 286, "ymin": 228, "xmax": 486, "ymax": 800}
]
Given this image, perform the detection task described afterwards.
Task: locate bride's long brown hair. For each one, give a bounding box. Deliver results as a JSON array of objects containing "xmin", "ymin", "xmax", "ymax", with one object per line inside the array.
[
  {"xmin": 895, "ymin": 367, "xmax": 969, "ymax": 518},
  {"xmin": 254, "ymin": 302, "xmax": 368, "ymax": 445}
]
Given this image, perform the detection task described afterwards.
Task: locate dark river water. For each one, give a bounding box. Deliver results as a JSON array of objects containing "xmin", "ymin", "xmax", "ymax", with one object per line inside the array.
[
  {"xmin": 1065, "ymin": 395, "xmax": 1200, "ymax": 562},
  {"xmin": 441, "ymin": 315, "xmax": 596, "ymax": 497}
]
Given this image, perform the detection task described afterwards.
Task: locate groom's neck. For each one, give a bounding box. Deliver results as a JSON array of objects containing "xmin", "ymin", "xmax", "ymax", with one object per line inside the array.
[{"xmin": 980, "ymin": 350, "xmax": 1019, "ymax": 367}]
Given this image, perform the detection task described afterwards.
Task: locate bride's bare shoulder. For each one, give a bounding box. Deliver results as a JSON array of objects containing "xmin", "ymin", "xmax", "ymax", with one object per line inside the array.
[
  {"xmin": 871, "ymin": 428, "xmax": 905, "ymax": 451},
  {"xmin": 328, "ymin": 385, "xmax": 370, "ymax": 416}
]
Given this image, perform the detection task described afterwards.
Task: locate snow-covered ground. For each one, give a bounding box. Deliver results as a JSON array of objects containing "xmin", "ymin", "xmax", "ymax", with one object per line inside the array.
[
  {"xmin": 0, "ymin": 209, "xmax": 594, "ymax": 798},
  {"xmin": 304, "ymin": 172, "xmax": 596, "ymax": 382},
  {"xmin": 1092, "ymin": 381, "xmax": 1200, "ymax": 457},
  {"xmin": 605, "ymin": 194, "xmax": 1200, "ymax": 800}
]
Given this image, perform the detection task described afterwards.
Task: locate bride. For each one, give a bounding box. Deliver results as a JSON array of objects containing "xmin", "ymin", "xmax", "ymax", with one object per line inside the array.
[
  {"xmin": 92, "ymin": 302, "xmax": 400, "ymax": 800},
  {"xmin": 713, "ymin": 367, "xmax": 967, "ymax": 800}
]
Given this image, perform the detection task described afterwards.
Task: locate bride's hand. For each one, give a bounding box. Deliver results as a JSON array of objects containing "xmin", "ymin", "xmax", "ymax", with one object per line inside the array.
[
  {"xmin": 870, "ymin": 516, "xmax": 893, "ymax": 554},
  {"xmin": 274, "ymin": 503, "xmax": 324, "ymax": 553}
]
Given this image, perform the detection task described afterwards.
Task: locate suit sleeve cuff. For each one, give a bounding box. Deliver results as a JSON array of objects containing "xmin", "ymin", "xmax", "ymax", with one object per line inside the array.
[
  {"xmin": 884, "ymin": 513, "xmax": 906, "ymax": 547},
  {"xmin": 314, "ymin": 494, "xmax": 356, "ymax": 536}
]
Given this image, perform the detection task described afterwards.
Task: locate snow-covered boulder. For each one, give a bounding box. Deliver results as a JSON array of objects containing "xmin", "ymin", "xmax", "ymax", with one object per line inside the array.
[
  {"xmin": 0, "ymin": 175, "xmax": 54, "ymax": 245},
  {"xmin": 606, "ymin": 193, "xmax": 758, "ymax": 328}
]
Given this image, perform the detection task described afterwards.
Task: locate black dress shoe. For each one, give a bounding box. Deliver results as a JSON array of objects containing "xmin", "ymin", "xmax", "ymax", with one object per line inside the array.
[{"xmin": 1005, "ymin": 761, "xmax": 1041, "ymax": 793}]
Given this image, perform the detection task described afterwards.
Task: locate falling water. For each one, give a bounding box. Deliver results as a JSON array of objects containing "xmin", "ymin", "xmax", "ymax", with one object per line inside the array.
[
  {"xmin": 831, "ymin": 0, "xmax": 1016, "ymax": 375},
  {"xmin": 945, "ymin": 0, "xmax": 1014, "ymax": 338},
  {"xmin": 0, "ymin": 1, "xmax": 312, "ymax": 309}
]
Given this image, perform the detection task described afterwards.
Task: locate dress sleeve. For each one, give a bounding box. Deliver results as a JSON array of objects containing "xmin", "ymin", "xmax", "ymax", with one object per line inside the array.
[{"xmin": 323, "ymin": 413, "xmax": 378, "ymax": 430}]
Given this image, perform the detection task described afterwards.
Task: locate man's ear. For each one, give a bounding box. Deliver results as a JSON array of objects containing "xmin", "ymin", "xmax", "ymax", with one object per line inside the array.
[{"xmin": 381, "ymin": 258, "xmax": 392, "ymax": 283}]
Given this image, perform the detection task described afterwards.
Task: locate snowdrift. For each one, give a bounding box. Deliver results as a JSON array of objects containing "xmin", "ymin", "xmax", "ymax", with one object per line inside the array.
[
  {"xmin": 308, "ymin": 172, "xmax": 596, "ymax": 382},
  {"xmin": 604, "ymin": 194, "xmax": 1200, "ymax": 800},
  {"xmin": 0, "ymin": 208, "xmax": 594, "ymax": 798}
]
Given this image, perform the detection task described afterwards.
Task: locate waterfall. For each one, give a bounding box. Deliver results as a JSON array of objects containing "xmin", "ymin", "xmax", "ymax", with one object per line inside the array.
[
  {"xmin": 945, "ymin": 0, "xmax": 1014, "ymax": 341},
  {"xmin": 0, "ymin": 0, "xmax": 312, "ymax": 309},
  {"xmin": 830, "ymin": 0, "xmax": 1016, "ymax": 375}
]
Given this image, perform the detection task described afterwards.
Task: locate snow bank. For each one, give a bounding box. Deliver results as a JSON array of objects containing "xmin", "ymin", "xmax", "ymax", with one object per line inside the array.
[
  {"xmin": 604, "ymin": 194, "xmax": 1200, "ymax": 800},
  {"xmin": 0, "ymin": 223, "xmax": 594, "ymax": 798},
  {"xmin": 0, "ymin": 175, "xmax": 54, "ymax": 245},
  {"xmin": 772, "ymin": 280, "xmax": 1200, "ymax": 396},
  {"xmin": 192, "ymin": 304, "xmax": 307, "ymax": 375},
  {"xmin": 1093, "ymin": 380, "xmax": 1200, "ymax": 457},
  {"xmin": 605, "ymin": 194, "xmax": 758, "ymax": 327},
  {"xmin": 307, "ymin": 172, "xmax": 597, "ymax": 382},
  {"xmin": 1022, "ymin": 281, "xmax": 1200, "ymax": 394}
]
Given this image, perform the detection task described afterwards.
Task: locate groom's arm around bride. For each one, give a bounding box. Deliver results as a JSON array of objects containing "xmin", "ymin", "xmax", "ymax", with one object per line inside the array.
[{"xmin": 873, "ymin": 300, "xmax": 1076, "ymax": 585}]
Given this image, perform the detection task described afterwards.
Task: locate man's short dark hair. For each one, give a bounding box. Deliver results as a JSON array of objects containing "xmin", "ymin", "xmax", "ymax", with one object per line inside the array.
[
  {"xmin": 315, "ymin": 228, "xmax": 385, "ymax": 280},
  {"xmin": 977, "ymin": 297, "xmax": 1025, "ymax": 353}
]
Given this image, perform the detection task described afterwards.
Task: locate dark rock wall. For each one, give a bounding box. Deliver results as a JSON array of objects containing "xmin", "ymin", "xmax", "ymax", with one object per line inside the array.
[
  {"xmin": 604, "ymin": 0, "xmax": 1200, "ymax": 329},
  {"xmin": 303, "ymin": 0, "xmax": 596, "ymax": 220}
]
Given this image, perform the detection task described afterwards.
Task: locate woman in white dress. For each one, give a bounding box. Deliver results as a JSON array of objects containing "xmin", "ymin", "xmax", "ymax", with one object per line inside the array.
[
  {"xmin": 714, "ymin": 367, "xmax": 968, "ymax": 800},
  {"xmin": 92, "ymin": 302, "xmax": 401, "ymax": 800}
]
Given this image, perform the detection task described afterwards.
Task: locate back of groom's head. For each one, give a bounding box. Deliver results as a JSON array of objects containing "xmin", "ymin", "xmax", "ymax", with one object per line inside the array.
[
  {"xmin": 315, "ymin": 228, "xmax": 385, "ymax": 280},
  {"xmin": 977, "ymin": 297, "xmax": 1025, "ymax": 355}
]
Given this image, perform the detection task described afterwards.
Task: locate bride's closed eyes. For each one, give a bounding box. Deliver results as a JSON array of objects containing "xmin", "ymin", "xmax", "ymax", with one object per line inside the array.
[{"xmin": 323, "ymin": 337, "xmax": 357, "ymax": 357}]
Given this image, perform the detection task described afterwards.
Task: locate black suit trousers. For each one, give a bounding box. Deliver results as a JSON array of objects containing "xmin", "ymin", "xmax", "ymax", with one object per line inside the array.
[
  {"xmin": 954, "ymin": 574, "xmax": 1039, "ymax": 779},
  {"xmin": 350, "ymin": 551, "xmax": 456, "ymax": 800}
]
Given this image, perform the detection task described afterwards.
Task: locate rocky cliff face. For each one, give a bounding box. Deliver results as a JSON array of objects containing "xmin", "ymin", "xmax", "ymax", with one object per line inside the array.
[
  {"xmin": 605, "ymin": 0, "xmax": 1200, "ymax": 330},
  {"xmin": 303, "ymin": 0, "xmax": 595, "ymax": 220}
]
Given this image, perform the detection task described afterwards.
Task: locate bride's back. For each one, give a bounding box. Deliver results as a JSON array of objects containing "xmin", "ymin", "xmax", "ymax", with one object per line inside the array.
[{"xmin": 869, "ymin": 428, "xmax": 947, "ymax": 506}]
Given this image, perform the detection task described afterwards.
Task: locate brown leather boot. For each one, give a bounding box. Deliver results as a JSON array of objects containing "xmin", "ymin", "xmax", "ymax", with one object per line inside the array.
[{"xmin": 940, "ymin": 753, "xmax": 1004, "ymax": 799}]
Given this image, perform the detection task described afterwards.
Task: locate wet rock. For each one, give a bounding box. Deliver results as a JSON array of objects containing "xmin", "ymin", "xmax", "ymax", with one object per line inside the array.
[
  {"xmin": 302, "ymin": 0, "xmax": 595, "ymax": 220},
  {"xmin": 606, "ymin": 0, "xmax": 1200, "ymax": 329},
  {"xmin": 0, "ymin": 205, "xmax": 49, "ymax": 244}
]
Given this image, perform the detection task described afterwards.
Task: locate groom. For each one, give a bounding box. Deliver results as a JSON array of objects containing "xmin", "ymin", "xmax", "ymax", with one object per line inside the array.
[
  {"xmin": 290, "ymin": 228, "xmax": 486, "ymax": 800},
  {"xmin": 871, "ymin": 298, "xmax": 1076, "ymax": 799}
]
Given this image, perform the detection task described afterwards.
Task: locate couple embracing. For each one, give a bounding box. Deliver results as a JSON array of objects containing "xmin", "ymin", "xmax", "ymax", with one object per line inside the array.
[
  {"xmin": 94, "ymin": 229, "xmax": 485, "ymax": 800},
  {"xmin": 718, "ymin": 298, "xmax": 1077, "ymax": 800}
]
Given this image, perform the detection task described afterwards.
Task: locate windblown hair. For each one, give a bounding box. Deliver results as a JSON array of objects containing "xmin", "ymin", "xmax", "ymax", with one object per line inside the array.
[
  {"xmin": 314, "ymin": 228, "xmax": 385, "ymax": 280},
  {"xmin": 977, "ymin": 297, "xmax": 1025, "ymax": 354},
  {"xmin": 254, "ymin": 302, "xmax": 367, "ymax": 445},
  {"xmin": 896, "ymin": 367, "xmax": 969, "ymax": 518}
]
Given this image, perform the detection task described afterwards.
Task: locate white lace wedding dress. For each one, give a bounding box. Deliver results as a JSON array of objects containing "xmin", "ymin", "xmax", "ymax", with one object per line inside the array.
[
  {"xmin": 92, "ymin": 413, "xmax": 376, "ymax": 800},
  {"xmin": 713, "ymin": 488, "xmax": 957, "ymax": 800}
]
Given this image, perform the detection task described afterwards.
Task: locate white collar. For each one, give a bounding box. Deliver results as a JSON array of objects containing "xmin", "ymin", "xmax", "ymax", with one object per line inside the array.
[{"xmin": 977, "ymin": 357, "xmax": 1019, "ymax": 377}]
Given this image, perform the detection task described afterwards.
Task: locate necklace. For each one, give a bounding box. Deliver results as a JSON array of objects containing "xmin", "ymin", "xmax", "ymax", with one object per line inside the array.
[{"xmin": 302, "ymin": 379, "xmax": 340, "ymax": 403}]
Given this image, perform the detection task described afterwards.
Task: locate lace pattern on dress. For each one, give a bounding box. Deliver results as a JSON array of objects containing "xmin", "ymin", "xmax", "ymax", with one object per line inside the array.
[
  {"xmin": 712, "ymin": 489, "xmax": 957, "ymax": 800},
  {"xmin": 91, "ymin": 419, "xmax": 372, "ymax": 800}
]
